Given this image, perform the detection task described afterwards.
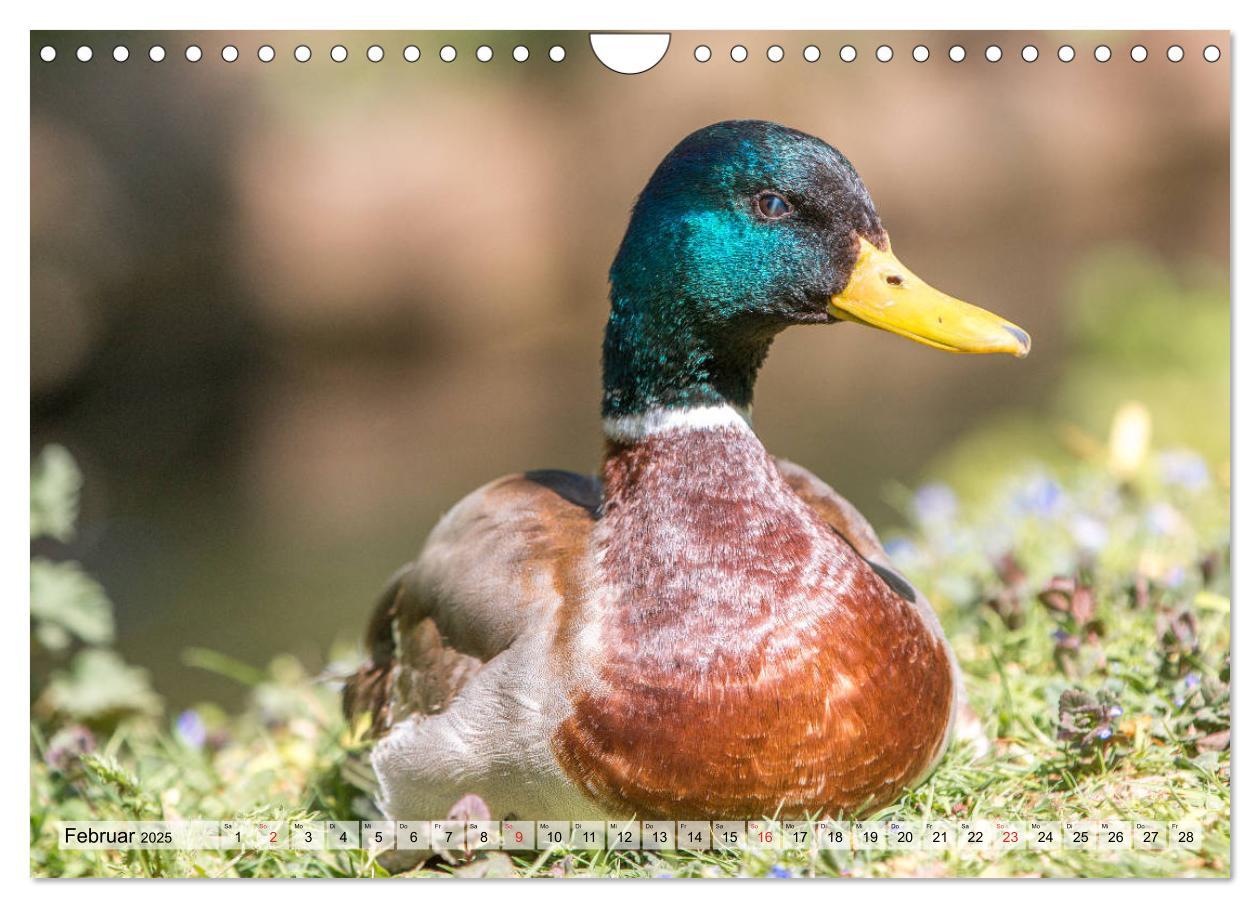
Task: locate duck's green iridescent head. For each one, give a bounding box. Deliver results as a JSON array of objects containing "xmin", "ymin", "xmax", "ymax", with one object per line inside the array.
[{"xmin": 602, "ymin": 120, "xmax": 1029, "ymax": 420}]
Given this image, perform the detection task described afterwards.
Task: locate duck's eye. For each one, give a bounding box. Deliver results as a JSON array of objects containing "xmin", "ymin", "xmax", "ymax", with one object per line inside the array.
[{"xmin": 756, "ymin": 192, "xmax": 792, "ymax": 220}]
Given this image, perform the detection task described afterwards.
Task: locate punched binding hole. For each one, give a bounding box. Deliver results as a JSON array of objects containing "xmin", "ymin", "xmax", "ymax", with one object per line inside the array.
[{"xmin": 694, "ymin": 45, "xmax": 711, "ymax": 62}]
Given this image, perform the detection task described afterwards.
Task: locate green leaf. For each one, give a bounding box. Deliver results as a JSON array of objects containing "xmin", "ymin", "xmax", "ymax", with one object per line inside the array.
[
  {"xmin": 44, "ymin": 648, "xmax": 162, "ymax": 721},
  {"xmin": 80, "ymin": 753, "xmax": 145, "ymax": 799},
  {"xmin": 30, "ymin": 558, "xmax": 115, "ymax": 649},
  {"xmin": 34, "ymin": 622, "xmax": 71, "ymax": 651},
  {"xmin": 182, "ymin": 646, "xmax": 267, "ymax": 687},
  {"xmin": 30, "ymin": 445, "xmax": 83, "ymax": 542},
  {"xmin": 79, "ymin": 753, "xmax": 162, "ymax": 818}
]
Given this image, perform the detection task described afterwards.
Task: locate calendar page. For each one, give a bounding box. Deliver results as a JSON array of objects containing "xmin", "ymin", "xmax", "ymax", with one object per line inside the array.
[{"xmin": 28, "ymin": 24, "xmax": 1230, "ymax": 881}]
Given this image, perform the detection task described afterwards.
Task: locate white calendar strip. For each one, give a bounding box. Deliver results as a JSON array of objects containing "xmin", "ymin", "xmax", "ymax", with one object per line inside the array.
[{"xmin": 56, "ymin": 819, "xmax": 1210, "ymax": 853}]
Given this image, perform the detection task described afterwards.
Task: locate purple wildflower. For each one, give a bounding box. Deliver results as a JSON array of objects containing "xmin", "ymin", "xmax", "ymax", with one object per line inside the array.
[
  {"xmin": 175, "ymin": 709, "xmax": 207, "ymax": 749},
  {"xmin": 1158, "ymin": 451, "xmax": 1210, "ymax": 492},
  {"xmin": 44, "ymin": 725, "xmax": 95, "ymax": 773},
  {"xmin": 1014, "ymin": 475, "xmax": 1063, "ymax": 518}
]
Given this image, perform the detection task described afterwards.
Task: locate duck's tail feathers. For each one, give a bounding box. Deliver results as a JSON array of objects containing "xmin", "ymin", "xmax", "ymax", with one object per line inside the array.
[{"xmin": 342, "ymin": 564, "xmax": 413, "ymax": 739}]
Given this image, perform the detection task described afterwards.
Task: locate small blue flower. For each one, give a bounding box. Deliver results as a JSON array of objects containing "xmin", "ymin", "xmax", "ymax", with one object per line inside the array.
[
  {"xmin": 176, "ymin": 709, "xmax": 207, "ymax": 750},
  {"xmin": 1096, "ymin": 728, "xmax": 1113, "ymax": 741},
  {"xmin": 766, "ymin": 864, "xmax": 793, "ymax": 878},
  {"xmin": 1014, "ymin": 475, "xmax": 1063, "ymax": 518},
  {"xmin": 1159, "ymin": 451, "xmax": 1210, "ymax": 492},
  {"xmin": 1185, "ymin": 672, "xmax": 1202, "ymax": 689},
  {"xmin": 884, "ymin": 537, "xmax": 917, "ymax": 562},
  {"xmin": 1107, "ymin": 705, "xmax": 1124, "ymax": 718},
  {"xmin": 913, "ymin": 483, "xmax": 958, "ymax": 525}
]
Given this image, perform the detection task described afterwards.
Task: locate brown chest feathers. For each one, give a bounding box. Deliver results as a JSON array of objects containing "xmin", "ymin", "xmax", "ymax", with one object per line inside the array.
[{"xmin": 552, "ymin": 426, "xmax": 953, "ymax": 819}]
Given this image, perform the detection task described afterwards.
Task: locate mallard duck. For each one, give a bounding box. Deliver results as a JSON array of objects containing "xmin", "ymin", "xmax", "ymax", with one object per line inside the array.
[{"xmin": 344, "ymin": 120, "xmax": 1029, "ymax": 825}]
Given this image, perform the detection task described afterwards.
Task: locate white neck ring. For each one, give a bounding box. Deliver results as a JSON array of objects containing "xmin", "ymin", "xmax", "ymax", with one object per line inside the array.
[{"xmin": 602, "ymin": 404, "xmax": 754, "ymax": 442}]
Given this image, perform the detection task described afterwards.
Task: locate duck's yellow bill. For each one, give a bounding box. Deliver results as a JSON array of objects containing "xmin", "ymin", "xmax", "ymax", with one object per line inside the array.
[{"xmin": 828, "ymin": 237, "xmax": 1030, "ymax": 357}]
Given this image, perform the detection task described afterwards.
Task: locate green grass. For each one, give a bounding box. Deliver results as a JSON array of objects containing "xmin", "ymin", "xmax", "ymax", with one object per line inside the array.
[{"xmin": 29, "ymin": 430, "xmax": 1230, "ymax": 878}]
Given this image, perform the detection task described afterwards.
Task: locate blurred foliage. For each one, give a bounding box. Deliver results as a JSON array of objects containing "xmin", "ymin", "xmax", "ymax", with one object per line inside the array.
[
  {"xmin": 927, "ymin": 251, "xmax": 1229, "ymax": 503},
  {"xmin": 30, "ymin": 445, "xmax": 82, "ymax": 543},
  {"xmin": 31, "ymin": 559, "xmax": 114, "ymax": 651},
  {"xmin": 43, "ymin": 649, "xmax": 163, "ymax": 722},
  {"xmin": 31, "ymin": 446, "xmax": 161, "ymax": 721}
]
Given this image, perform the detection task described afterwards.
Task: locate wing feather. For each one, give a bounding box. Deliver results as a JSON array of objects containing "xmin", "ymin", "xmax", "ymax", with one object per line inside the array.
[
  {"xmin": 342, "ymin": 470, "xmax": 599, "ymax": 738},
  {"xmin": 774, "ymin": 457, "xmax": 917, "ymax": 603}
]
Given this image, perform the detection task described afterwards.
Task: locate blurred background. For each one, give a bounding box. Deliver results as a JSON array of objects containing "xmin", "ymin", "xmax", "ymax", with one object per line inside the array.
[{"xmin": 30, "ymin": 30, "xmax": 1229, "ymax": 711}]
